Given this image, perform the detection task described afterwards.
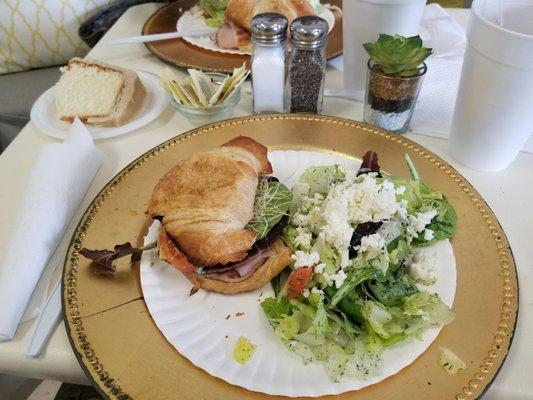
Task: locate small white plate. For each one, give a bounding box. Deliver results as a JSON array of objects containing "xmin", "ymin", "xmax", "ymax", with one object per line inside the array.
[{"xmin": 30, "ymin": 70, "xmax": 168, "ymax": 140}]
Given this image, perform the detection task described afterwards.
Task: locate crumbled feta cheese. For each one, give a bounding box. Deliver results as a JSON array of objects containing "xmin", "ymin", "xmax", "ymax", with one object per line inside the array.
[
  {"xmin": 312, "ymin": 192, "xmax": 325, "ymax": 202},
  {"xmin": 359, "ymin": 233, "xmax": 386, "ymax": 253},
  {"xmin": 343, "ymin": 169, "xmax": 359, "ymax": 185},
  {"xmin": 314, "ymin": 263, "xmax": 326, "ymax": 274},
  {"xmin": 409, "ymin": 210, "xmax": 438, "ymax": 233},
  {"xmin": 311, "ymin": 287, "xmax": 324, "ymax": 295},
  {"xmin": 302, "ymin": 288, "xmax": 310, "ymax": 298},
  {"xmin": 396, "ymin": 185, "xmax": 406, "ymax": 195},
  {"xmin": 423, "ymin": 228, "xmax": 435, "ymax": 241},
  {"xmin": 382, "ymin": 180, "xmax": 394, "ymax": 190},
  {"xmin": 321, "ymin": 185, "xmax": 354, "ymax": 263},
  {"xmin": 406, "ymin": 251, "xmax": 436, "ymax": 285},
  {"xmin": 396, "ymin": 201, "xmax": 409, "ymax": 220},
  {"xmin": 292, "ymin": 251, "xmax": 320, "ymax": 268},
  {"xmin": 347, "ymin": 175, "xmax": 407, "ymax": 224},
  {"xmin": 293, "ymin": 212, "xmax": 311, "ymax": 227},
  {"xmin": 294, "ymin": 227, "xmax": 313, "ymax": 249},
  {"xmin": 377, "ymin": 220, "xmax": 402, "ymax": 244},
  {"xmin": 340, "ymin": 249, "xmax": 350, "ymax": 269},
  {"xmin": 331, "ymin": 269, "xmax": 348, "ymax": 288},
  {"xmin": 288, "ymin": 171, "xmax": 411, "ymax": 280},
  {"xmin": 305, "ymin": 174, "xmax": 409, "ymax": 270}
]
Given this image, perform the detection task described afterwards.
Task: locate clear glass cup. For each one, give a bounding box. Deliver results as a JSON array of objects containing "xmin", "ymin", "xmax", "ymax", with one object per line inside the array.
[{"xmin": 363, "ymin": 60, "xmax": 427, "ymax": 134}]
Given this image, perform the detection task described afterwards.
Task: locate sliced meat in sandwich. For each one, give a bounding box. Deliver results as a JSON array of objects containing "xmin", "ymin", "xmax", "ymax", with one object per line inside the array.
[{"xmin": 147, "ymin": 136, "xmax": 293, "ymax": 294}]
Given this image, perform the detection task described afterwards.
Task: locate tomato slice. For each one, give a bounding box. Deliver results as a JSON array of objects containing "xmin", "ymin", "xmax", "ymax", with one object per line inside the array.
[
  {"xmin": 287, "ymin": 267, "xmax": 314, "ymax": 299},
  {"xmin": 158, "ymin": 228, "xmax": 196, "ymax": 273}
]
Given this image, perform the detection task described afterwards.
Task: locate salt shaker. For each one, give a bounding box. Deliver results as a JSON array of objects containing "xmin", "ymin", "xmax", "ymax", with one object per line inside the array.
[
  {"xmin": 285, "ymin": 16, "xmax": 328, "ymax": 114},
  {"xmin": 251, "ymin": 13, "xmax": 288, "ymax": 114}
]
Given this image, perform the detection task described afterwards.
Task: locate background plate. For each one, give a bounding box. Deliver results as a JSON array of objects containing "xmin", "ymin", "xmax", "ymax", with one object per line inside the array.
[
  {"xmin": 62, "ymin": 115, "xmax": 518, "ymax": 400},
  {"xmin": 30, "ymin": 71, "xmax": 168, "ymax": 140},
  {"xmin": 140, "ymin": 150, "xmax": 457, "ymax": 397},
  {"xmin": 142, "ymin": 0, "xmax": 343, "ymax": 73}
]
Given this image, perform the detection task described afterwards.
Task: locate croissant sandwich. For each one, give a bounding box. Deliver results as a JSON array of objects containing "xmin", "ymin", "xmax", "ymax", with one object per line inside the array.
[
  {"xmin": 206, "ymin": 0, "xmax": 315, "ymax": 50},
  {"xmin": 147, "ymin": 136, "xmax": 293, "ymax": 294}
]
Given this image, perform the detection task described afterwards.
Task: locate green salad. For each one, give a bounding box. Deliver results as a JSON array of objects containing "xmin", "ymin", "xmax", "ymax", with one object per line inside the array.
[{"xmin": 261, "ymin": 151, "xmax": 457, "ymax": 381}]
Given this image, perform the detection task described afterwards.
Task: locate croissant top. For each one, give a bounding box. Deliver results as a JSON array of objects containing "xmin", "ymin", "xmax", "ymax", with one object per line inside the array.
[
  {"xmin": 226, "ymin": 0, "xmax": 315, "ymax": 31},
  {"xmin": 147, "ymin": 136, "xmax": 273, "ymax": 267}
]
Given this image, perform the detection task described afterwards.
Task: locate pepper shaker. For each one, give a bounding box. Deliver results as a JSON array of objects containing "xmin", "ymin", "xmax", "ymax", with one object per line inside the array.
[
  {"xmin": 251, "ymin": 13, "xmax": 288, "ymax": 114},
  {"xmin": 285, "ymin": 16, "xmax": 328, "ymax": 114}
]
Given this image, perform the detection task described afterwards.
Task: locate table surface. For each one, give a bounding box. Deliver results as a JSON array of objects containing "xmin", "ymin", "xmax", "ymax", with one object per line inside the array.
[{"xmin": 0, "ymin": 4, "xmax": 531, "ymax": 399}]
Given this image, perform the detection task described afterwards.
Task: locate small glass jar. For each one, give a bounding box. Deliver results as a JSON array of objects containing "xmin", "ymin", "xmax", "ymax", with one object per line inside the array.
[
  {"xmin": 285, "ymin": 16, "xmax": 328, "ymax": 114},
  {"xmin": 363, "ymin": 60, "xmax": 427, "ymax": 134},
  {"xmin": 170, "ymin": 73, "xmax": 241, "ymax": 125},
  {"xmin": 251, "ymin": 13, "xmax": 288, "ymax": 114}
]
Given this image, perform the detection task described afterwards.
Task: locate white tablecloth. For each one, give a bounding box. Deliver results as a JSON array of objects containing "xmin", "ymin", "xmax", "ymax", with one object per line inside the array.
[{"xmin": 0, "ymin": 4, "xmax": 531, "ymax": 399}]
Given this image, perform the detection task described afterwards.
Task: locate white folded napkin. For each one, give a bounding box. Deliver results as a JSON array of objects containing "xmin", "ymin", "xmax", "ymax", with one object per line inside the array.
[
  {"xmin": 410, "ymin": 4, "xmax": 533, "ymax": 153},
  {"xmin": 0, "ymin": 119, "xmax": 103, "ymax": 342},
  {"xmin": 410, "ymin": 4, "xmax": 466, "ymax": 135}
]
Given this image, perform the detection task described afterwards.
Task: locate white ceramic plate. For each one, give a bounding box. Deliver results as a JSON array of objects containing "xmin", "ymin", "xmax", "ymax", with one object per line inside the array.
[
  {"xmin": 30, "ymin": 71, "xmax": 168, "ymax": 140},
  {"xmin": 140, "ymin": 150, "xmax": 456, "ymax": 397},
  {"xmin": 177, "ymin": 5, "xmax": 336, "ymax": 56}
]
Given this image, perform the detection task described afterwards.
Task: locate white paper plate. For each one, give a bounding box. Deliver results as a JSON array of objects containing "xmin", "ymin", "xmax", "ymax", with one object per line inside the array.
[
  {"xmin": 177, "ymin": 5, "xmax": 336, "ymax": 56},
  {"xmin": 30, "ymin": 71, "xmax": 168, "ymax": 140},
  {"xmin": 140, "ymin": 150, "xmax": 456, "ymax": 397}
]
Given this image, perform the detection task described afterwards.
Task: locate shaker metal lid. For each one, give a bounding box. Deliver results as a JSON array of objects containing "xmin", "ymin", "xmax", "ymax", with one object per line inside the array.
[
  {"xmin": 290, "ymin": 16, "xmax": 329, "ymax": 49},
  {"xmin": 251, "ymin": 13, "xmax": 288, "ymax": 44}
]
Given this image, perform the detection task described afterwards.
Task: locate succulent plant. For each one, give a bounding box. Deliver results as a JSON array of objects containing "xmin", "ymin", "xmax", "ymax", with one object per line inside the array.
[{"xmin": 363, "ymin": 34, "xmax": 432, "ymax": 77}]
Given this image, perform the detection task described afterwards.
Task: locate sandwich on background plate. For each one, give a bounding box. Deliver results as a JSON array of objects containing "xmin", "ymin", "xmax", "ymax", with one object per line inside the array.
[
  {"xmin": 147, "ymin": 136, "xmax": 293, "ymax": 294},
  {"xmin": 200, "ymin": 0, "xmax": 316, "ymax": 50}
]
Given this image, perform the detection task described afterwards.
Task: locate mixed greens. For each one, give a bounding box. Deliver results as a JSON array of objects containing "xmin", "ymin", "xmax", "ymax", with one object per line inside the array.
[
  {"xmin": 261, "ymin": 152, "xmax": 457, "ymax": 381},
  {"xmin": 199, "ymin": 0, "xmax": 228, "ymax": 27}
]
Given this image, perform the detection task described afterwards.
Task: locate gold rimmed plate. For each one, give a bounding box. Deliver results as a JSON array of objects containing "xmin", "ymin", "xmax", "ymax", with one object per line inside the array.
[
  {"xmin": 62, "ymin": 114, "xmax": 518, "ymax": 400},
  {"xmin": 142, "ymin": 0, "xmax": 343, "ymax": 73}
]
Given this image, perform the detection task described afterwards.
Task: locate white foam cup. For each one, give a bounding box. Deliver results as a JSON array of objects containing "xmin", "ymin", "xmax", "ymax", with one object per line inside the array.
[{"xmin": 449, "ymin": 0, "xmax": 533, "ymax": 171}]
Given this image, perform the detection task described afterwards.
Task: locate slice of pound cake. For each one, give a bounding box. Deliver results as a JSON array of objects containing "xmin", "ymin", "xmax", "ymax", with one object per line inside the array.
[{"xmin": 55, "ymin": 58, "xmax": 146, "ymax": 126}]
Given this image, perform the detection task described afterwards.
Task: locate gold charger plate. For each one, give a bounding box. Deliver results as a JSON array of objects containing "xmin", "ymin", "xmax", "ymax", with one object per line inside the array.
[
  {"xmin": 63, "ymin": 115, "xmax": 518, "ymax": 400},
  {"xmin": 142, "ymin": 0, "xmax": 343, "ymax": 73}
]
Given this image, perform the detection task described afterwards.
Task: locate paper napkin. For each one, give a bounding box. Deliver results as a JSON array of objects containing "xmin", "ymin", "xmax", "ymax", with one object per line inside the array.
[
  {"xmin": 0, "ymin": 119, "xmax": 103, "ymax": 342},
  {"xmin": 410, "ymin": 4, "xmax": 466, "ymax": 136}
]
